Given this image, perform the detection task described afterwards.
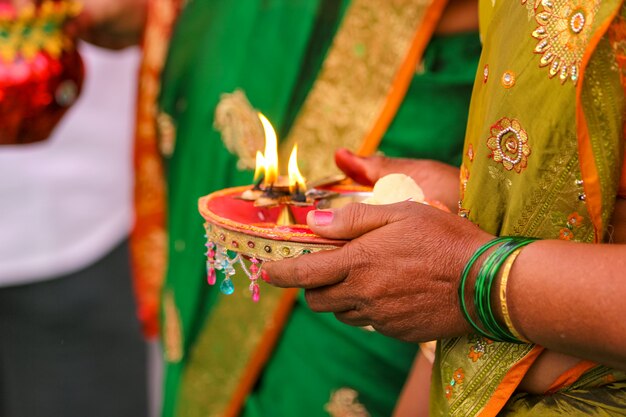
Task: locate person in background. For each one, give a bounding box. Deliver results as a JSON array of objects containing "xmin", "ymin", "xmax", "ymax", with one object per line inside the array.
[{"xmin": 0, "ymin": 1, "xmax": 151, "ymax": 415}]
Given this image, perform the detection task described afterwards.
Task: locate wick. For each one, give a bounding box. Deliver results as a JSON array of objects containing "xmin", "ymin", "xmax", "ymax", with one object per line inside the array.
[
  {"xmin": 265, "ymin": 184, "xmax": 280, "ymax": 199},
  {"xmin": 253, "ymin": 177, "xmax": 264, "ymax": 191},
  {"xmin": 292, "ymin": 184, "xmax": 306, "ymax": 203}
]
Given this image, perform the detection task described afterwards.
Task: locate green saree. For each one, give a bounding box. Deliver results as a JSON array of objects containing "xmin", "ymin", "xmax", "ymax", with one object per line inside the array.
[
  {"xmin": 158, "ymin": 1, "xmax": 480, "ymax": 416},
  {"xmin": 431, "ymin": 0, "xmax": 626, "ymax": 415}
]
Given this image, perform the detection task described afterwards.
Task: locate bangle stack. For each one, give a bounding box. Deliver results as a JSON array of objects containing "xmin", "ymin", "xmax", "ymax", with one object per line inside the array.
[{"xmin": 459, "ymin": 236, "xmax": 536, "ymax": 343}]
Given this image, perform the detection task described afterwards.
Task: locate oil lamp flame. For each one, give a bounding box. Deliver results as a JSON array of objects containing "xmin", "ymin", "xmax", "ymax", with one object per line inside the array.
[
  {"xmin": 253, "ymin": 151, "xmax": 265, "ymax": 182},
  {"xmin": 288, "ymin": 144, "xmax": 307, "ymax": 193},
  {"xmin": 258, "ymin": 113, "xmax": 278, "ymax": 185}
]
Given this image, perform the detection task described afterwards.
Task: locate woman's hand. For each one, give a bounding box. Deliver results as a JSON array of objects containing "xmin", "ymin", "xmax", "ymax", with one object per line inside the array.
[
  {"xmin": 264, "ymin": 201, "xmax": 492, "ymax": 343},
  {"xmin": 335, "ymin": 148, "xmax": 461, "ymax": 212}
]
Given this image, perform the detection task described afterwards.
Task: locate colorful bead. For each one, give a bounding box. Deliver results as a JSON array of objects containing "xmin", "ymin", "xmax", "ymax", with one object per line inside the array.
[
  {"xmin": 251, "ymin": 284, "xmax": 260, "ymax": 303},
  {"xmin": 207, "ymin": 267, "xmax": 216, "ymax": 285},
  {"xmin": 220, "ymin": 278, "xmax": 235, "ymax": 295}
]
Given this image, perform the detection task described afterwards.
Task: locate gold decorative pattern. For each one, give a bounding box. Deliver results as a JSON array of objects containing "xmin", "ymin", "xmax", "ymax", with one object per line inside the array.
[
  {"xmin": 214, "ymin": 90, "xmax": 265, "ymax": 170},
  {"xmin": 156, "ymin": 111, "xmax": 176, "ymax": 157},
  {"xmin": 525, "ymin": 0, "xmax": 602, "ymax": 84},
  {"xmin": 163, "ymin": 290, "xmax": 183, "ymax": 363},
  {"xmin": 279, "ymin": 0, "xmax": 436, "ymax": 182},
  {"xmin": 204, "ymin": 221, "xmax": 339, "ymax": 262},
  {"xmin": 486, "ymin": 117, "xmax": 531, "ymax": 173},
  {"xmin": 178, "ymin": 285, "xmax": 297, "ymax": 417},
  {"xmin": 325, "ymin": 388, "xmax": 370, "ymax": 417}
]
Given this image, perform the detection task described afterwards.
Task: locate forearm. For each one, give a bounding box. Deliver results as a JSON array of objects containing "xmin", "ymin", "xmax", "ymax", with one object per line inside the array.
[{"xmin": 502, "ymin": 240, "xmax": 626, "ymax": 370}]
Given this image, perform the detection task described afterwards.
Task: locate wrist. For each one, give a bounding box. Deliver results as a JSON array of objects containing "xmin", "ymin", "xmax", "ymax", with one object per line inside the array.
[{"xmin": 458, "ymin": 236, "xmax": 536, "ymax": 342}]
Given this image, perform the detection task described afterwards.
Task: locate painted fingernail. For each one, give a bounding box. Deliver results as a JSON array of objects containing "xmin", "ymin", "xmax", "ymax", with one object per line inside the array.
[
  {"xmin": 313, "ymin": 210, "xmax": 334, "ymax": 226},
  {"xmin": 261, "ymin": 270, "xmax": 270, "ymax": 283}
]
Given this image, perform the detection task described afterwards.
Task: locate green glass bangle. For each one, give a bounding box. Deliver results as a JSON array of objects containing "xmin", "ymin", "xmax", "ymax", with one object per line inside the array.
[
  {"xmin": 475, "ymin": 239, "xmax": 533, "ymax": 342},
  {"xmin": 474, "ymin": 237, "xmax": 537, "ymax": 343},
  {"xmin": 458, "ymin": 236, "xmax": 512, "ymax": 341}
]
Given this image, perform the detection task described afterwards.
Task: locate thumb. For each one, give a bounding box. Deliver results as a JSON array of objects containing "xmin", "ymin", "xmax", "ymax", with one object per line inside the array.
[{"xmin": 307, "ymin": 202, "xmax": 411, "ymax": 240}]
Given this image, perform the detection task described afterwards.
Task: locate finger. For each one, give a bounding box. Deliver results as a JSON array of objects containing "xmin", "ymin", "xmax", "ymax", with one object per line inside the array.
[
  {"xmin": 306, "ymin": 201, "xmax": 414, "ymax": 240},
  {"xmin": 334, "ymin": 148, "xmax": 399, "ymax": 185},
  {"xmin": 262, "ymin": 248, "xmax": 349, "ymax": 289},
  {"xmin": 304, "ymin": 284, "xmax": 357, "ymax": 313},
  {"xmin": 335, "ymin": 309, "xmax": 371, "ymax": 328},
  {"xmin": 334, "ymin": 148, "xmax": 375, "ymax": 186}
]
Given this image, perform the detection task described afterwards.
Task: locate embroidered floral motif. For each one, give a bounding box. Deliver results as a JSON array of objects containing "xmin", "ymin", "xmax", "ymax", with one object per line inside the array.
[
  {"xmin": 467, "ymin": 144, "xmax": 475, "ymax": 162},
  {"xmin": 483, "ymin": 65, "xmax": 489, "ymax": 83},
  {"xmin": 467, "ymin": 336, "xmax": 494, "ymax": 362},
  {"xmin": 559, "ymin": 227, "xmax": 574, "ymax": 240},
  {"xmin": 445, "ymin": 368, "xmax": 465, "ymax": 400},
  {"xmin": 487, "ymin": 117, "xmax": 531, "ymax": 173},
  {"xmin": 325, "ymin": 388, "xmax": 370, "ymax": 417},
  {"xmin": 567, "ymin": 211, "xmax": 584, "ymax": 227},
  {"xmin": 552, "ymin": 211, "xmax": 585, "ymax": 240},
  {"xmin": 157, "ymin": 111, "xmax": 176, "ymax": 157},
  {"xmin": 444, "ymin": 384, "xmax": 454, "ymax": 400},
  {"xmin": 526, "ymin": 0, "xmax": 601, "ymax": 84}
]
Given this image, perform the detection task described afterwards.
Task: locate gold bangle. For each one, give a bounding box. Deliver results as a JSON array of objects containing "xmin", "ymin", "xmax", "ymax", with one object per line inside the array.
[{"xmin": 499, "ymin": 248, "xmax": 531, "ymax": 343}]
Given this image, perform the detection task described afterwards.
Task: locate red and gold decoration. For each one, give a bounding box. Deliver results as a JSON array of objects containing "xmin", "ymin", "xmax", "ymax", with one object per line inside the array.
[
  {"xmin": 0, "ymin": 0, "xmax": 83, "ymax": 144},
  {"xmin": 199, "ymin": 113, "xmax": 367, "ymax": 302}
]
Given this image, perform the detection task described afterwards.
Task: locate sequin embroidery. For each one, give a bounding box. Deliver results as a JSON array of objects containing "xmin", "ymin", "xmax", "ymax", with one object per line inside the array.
[
  {"xmin": 486, "ymin": 117, "xmax": 531, "ymax": 173},
  {"xmin": 524, "ymin": 0, "xmax": 601, "ymax": 84}
]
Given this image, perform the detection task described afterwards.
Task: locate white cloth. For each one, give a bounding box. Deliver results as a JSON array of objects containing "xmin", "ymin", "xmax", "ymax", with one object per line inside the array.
[{"xmin": 0, "ymin": 42, "xmax": 140, "ymax": 286}]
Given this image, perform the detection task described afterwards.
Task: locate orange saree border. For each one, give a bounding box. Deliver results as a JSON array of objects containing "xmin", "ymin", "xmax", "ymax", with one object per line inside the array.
[
  {"xmin": 545, "ymin": 360, "xmax": 597, "ymax": 394},
  {"xmin": 477, "ymin": 347, "xmax": 545, "ymax": 417},
  {"xmin": 576, "ymin": 3, "xmax": 624, "ymax": 242},
  {"xmin": 357, "ymin": 0, "xmax": 449, "ymax": 156}
]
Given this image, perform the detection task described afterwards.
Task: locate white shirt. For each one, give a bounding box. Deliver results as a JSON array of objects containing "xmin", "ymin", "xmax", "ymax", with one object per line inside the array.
[{"xmin": 0, "ymin": 42, "xmax": 140, "ymax": 286}]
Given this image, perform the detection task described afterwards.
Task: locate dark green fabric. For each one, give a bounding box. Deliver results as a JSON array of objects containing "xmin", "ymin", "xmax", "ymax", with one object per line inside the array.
[{"xmin": 159, "ymin": 0, "xmax": 480, "ymax": 414}]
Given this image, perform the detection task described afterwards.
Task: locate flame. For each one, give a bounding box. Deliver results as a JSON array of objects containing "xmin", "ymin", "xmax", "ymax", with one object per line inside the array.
[
  {"xmin": 253, "ymin": 151, "xmax": 265, "ymax": 182},
  {"xmin": 288, "ymin": 144, "xmax": 307, "ymax": 193},
  {"xmin": 258, "ymin": 113, "xmax": 278, "ymax": 185}
]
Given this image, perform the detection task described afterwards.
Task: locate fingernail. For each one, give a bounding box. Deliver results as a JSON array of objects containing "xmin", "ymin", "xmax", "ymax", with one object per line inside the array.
[
  {"xmin": 261, "ymin": 270, "xmax": 270, "ymax": 283},
  {"xmin": 312, "ymin": 210, "xmax": 334, "ymax": 226}
]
